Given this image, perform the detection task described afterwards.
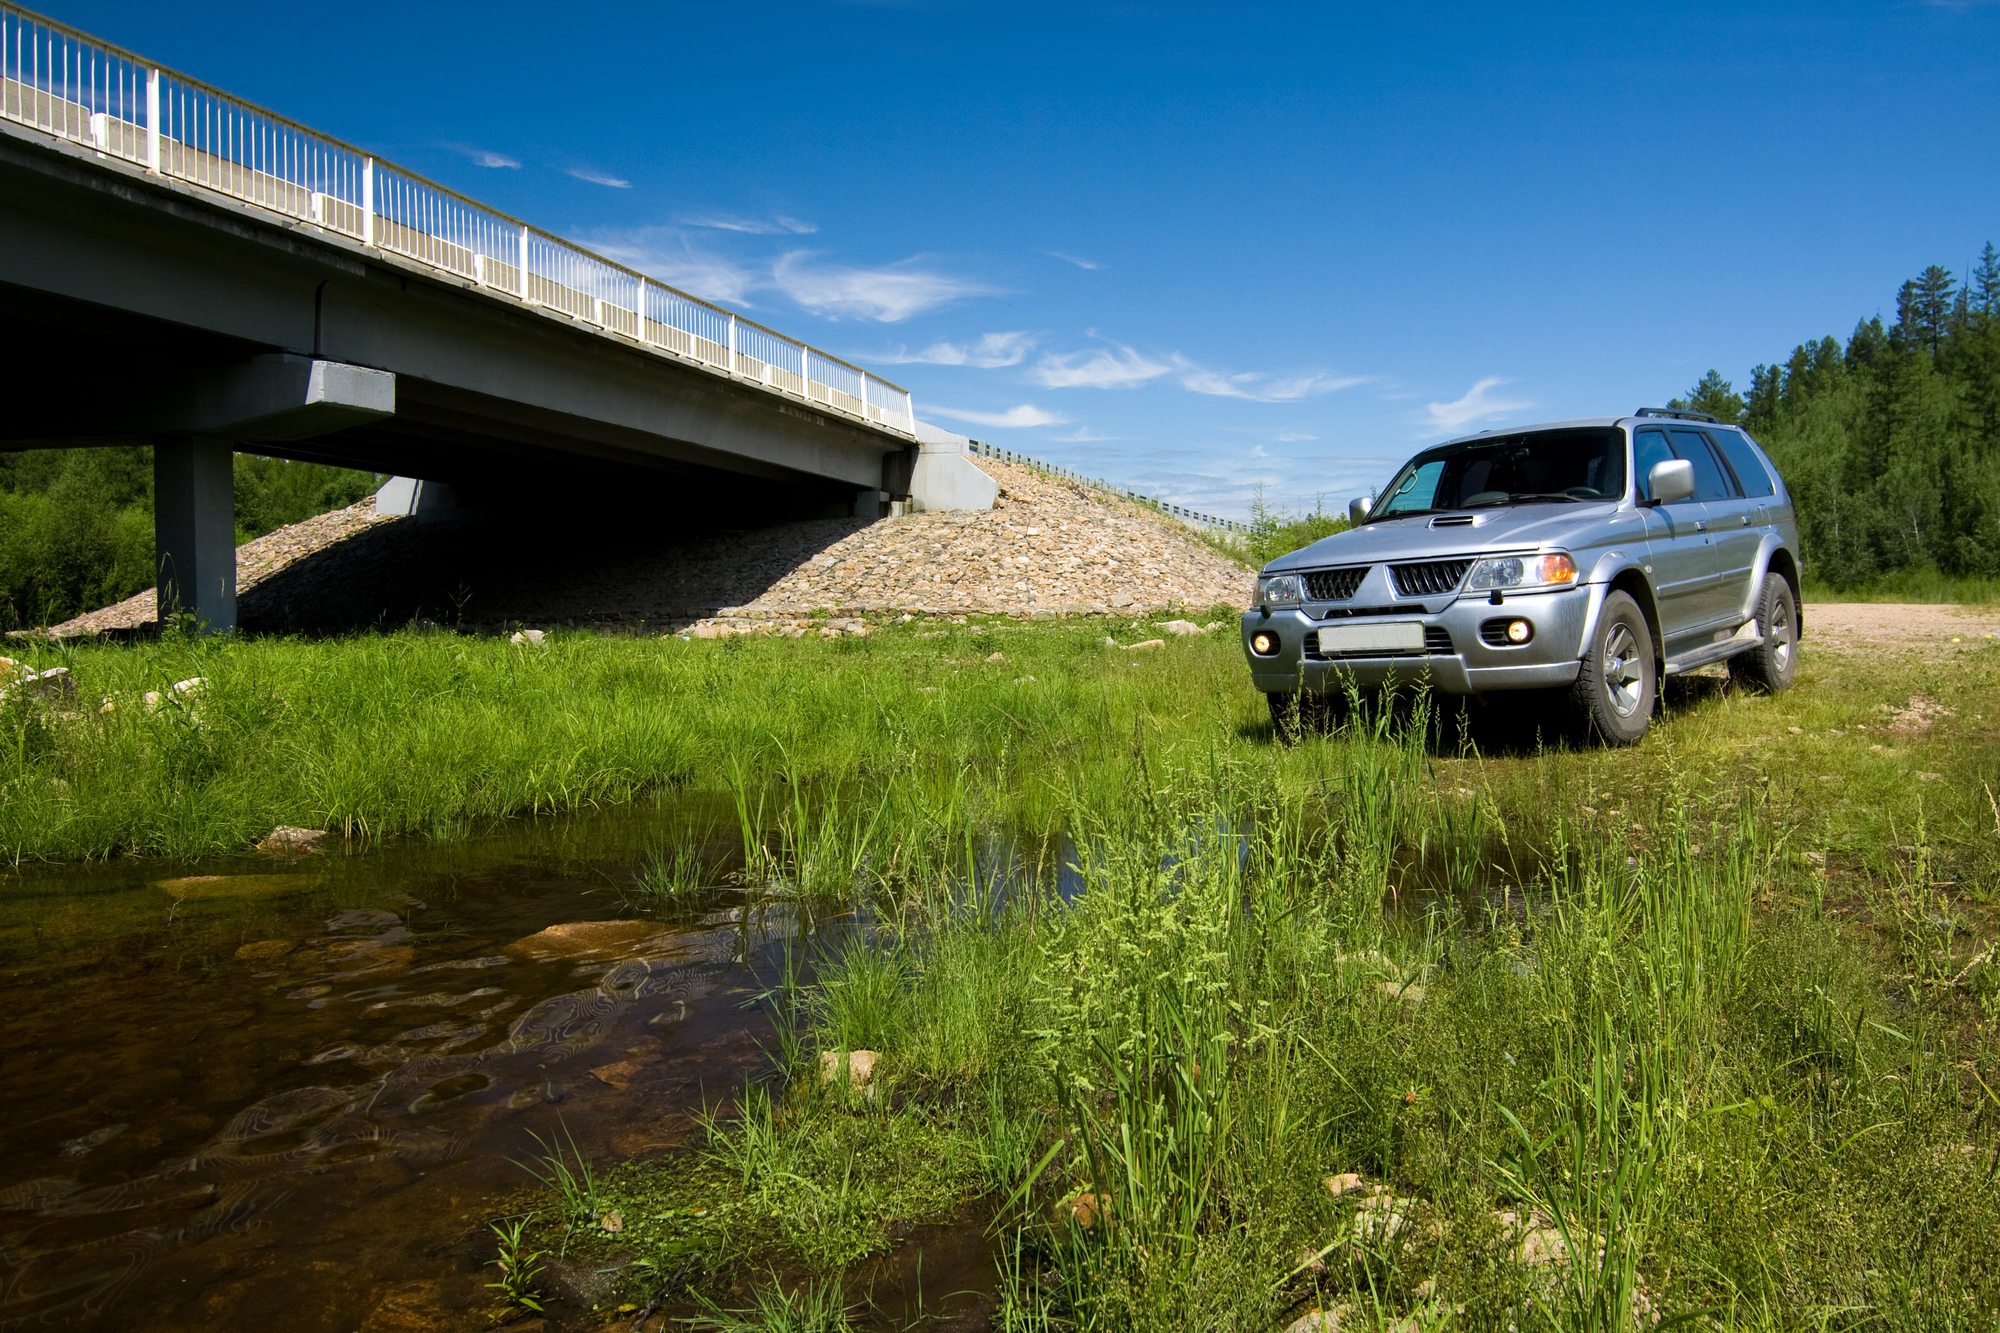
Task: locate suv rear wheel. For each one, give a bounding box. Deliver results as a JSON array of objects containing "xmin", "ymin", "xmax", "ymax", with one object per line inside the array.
[
  {"xmin": 1728, "ymin": 576, "xmax": 1798, "ymax": 694},
  {"xmin": 1571, "ymin": 591, "xmax": 1655, "ymax": 745}
]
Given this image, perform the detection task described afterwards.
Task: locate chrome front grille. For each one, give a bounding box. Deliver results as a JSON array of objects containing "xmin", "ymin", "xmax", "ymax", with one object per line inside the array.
[
  {"xmin": 1302, "ymin": 566, "xmax": 1367, "ymax": 600},
  {"xmin": 1390, "ymin": 560, "xmax": 1473, "ymax": 596}
]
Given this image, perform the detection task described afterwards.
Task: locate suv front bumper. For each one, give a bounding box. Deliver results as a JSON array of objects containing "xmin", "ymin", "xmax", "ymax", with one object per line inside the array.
[{"xmin": 1241, "ymin": 584, "xmax": 1596, "ymax": 696}]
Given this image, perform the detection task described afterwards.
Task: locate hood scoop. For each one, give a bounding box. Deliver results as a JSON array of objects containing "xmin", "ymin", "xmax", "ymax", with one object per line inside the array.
[{"xmin": 1429, "ymin": 514, "xmax": 1475, "ymax": 528}]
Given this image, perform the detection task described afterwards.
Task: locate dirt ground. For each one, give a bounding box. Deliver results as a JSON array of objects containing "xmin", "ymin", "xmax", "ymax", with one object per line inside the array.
[{"xmin": 1802, "ymin": 602, "xmax": 2000, "ymax": 659}]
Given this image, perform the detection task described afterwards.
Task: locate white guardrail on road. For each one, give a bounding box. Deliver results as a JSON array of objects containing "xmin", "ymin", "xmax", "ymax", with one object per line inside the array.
[
  {"xmin": 965, "ymin": 440, "xmax": 1248, "ymax": 533},
  {"xmin": 0, "ymin": 3, "xmax": 917, "ymax": 439}
]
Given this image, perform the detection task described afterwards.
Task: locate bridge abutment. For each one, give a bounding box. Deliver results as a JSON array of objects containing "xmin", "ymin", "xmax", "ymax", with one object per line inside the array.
[{"xmin": 153, "ymin": 436, "xmax": 237, "ymax": 634}]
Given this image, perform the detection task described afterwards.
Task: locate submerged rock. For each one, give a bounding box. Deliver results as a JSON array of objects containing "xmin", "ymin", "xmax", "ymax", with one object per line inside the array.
[
  {"xmin": 505, "ymin": 920, "xmax": 675, "ymax": 961},
  {"xmin": 234, "ymin": 940, "xmax": 297, "ymax": 961},
  {"xmin": 155, "ymin": 874, "xmax": 306, "ymax": 900}
]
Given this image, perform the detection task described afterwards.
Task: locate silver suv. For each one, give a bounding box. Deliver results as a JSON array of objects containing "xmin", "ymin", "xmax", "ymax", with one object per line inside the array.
[{"xmin": 1241, "ymin": 410, "xmax": 1801, "ymax": 744}]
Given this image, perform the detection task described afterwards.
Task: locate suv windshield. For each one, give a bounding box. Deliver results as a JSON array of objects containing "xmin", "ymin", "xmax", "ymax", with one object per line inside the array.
[{"xmin": 1370, "ymin": 427, "xmax": 1626, "ymax": 519}]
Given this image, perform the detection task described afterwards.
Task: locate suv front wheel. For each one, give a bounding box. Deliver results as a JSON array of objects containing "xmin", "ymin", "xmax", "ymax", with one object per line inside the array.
[{"xmin": 1571, "ymin": 590, "xmax": 1655, "ymax": 745}]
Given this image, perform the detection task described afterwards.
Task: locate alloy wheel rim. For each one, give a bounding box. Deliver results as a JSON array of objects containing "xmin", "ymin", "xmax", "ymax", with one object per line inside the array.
[
  {"xmin": 1602, "ymin": 621, "xmax": 1644, "ymax": 717},
  {"xmin": 1770, "ymin": 596, "xmax": 1793, "ymax": 673}
]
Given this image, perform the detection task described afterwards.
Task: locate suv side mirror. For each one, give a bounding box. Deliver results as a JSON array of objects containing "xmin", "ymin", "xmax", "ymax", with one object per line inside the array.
[
  {"xmin": 1348, "ymin": 495, "xmax": 1373, "ymax": 524},
  {"xmin": 1645, "ymin": 459, "xmax": 1695, "ymax": 506}
]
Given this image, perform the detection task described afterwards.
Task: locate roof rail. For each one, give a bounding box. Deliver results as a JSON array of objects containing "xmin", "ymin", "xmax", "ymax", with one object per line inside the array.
[{"xmin": 1634, "ymin": 407, "xmax": 1719, "ymax": 423}]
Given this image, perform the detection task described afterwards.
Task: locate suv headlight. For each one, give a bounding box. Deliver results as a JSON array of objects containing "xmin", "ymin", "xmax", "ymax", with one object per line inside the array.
[
  {"xmin": 1466, "ymin": 552, "xmax": 1578, "ymax": 591},
  {"xmin": 1258, "ymin": 574, "xmax": 1305, "ymax": 606}
]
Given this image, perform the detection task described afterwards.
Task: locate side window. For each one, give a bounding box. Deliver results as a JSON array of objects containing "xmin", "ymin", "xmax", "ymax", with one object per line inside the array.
[
  {"xmin": 1668, "ymin": 428, "xmax": 1736, "ymax": 501},
  {"xmin": 1634, "ymin": 430, "xmax": 1675, "ymax": 500},
  {"xmin": 1708, "ymin": 429, "xmax": 1776, "ymax": 498},
  {"xmin": 1378, "ymin": 459, "xmax": 1445, "ymax": 514}
]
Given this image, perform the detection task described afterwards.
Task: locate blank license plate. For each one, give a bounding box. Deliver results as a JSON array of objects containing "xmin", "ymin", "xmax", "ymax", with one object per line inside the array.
[{"xmin": 1317, "ymin": 622, "xmax": 1425, "ymax": 655}]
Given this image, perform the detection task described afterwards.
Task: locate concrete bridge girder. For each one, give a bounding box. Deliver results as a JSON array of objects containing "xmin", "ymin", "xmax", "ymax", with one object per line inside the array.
[{"xmin": 0, "ymin": 118, "xmax": 953, "ymax": 633}]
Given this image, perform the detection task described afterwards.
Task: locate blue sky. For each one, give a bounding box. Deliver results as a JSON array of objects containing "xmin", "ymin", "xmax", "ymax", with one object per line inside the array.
[{"xmin": 52, "ymin": 0, "xmax": 2000, "ymax": 519}]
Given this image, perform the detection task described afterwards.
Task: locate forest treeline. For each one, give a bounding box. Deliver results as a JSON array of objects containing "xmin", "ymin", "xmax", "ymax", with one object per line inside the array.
[
  {"xmin": 0, "ymin": 449, "xmax": 377, "ymax": 631},
  {"xmin": 1672, "ymin": 243, "xmax": 2000, "ymax": 590}
]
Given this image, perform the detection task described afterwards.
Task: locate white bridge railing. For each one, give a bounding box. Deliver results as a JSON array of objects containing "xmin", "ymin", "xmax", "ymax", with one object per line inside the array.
[{"xmin": 0, "ymin": 3, "xmax": 917, "ymax": 440}]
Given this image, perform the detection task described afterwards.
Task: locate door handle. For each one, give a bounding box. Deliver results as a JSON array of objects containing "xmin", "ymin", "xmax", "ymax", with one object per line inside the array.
[
  {"xmin": 1742, "ymin": 514, "xmax": 1752, "ymax": 526},
  {"xmin": 1694, "ymin": 519, "xmax": 1705, "ymax": 532}
]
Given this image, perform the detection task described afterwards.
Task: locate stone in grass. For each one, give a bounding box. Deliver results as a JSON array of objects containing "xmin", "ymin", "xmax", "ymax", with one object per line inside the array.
[
  {"xmin": 258, "ymin": 826, "xmax": 327, "ymax": 856},
  {"xmin": 818, "ymin": 1048, "xmax": 879, "ymax": 1089},
  {"xmin": 1155, "ymin": 619, "xmax": 1206, "ymax": 636},
  {"xmin": 986, "ymin": 651, "xmax": 1007, "ymax": 663},
  {"xmin": 6, "ymin": 666, "xmax": 76, "ymax": 702},
  {"xmin": 1378, "ymin": 980, "xmax": 1426, "ymax": 1005},
  {"xmin": 509, "ymin": 628, "xmax": 547, "ymax": 646},
  {"xmin": 1125, "ymin": 639, "xmax": 1166, "ymax": 652},
  {"xmin": 1051, "ymin": 1191, "xmax": 1106, "ymax": 1230}
]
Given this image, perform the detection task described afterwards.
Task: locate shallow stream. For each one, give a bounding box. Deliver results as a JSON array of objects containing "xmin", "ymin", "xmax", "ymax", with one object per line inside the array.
[{"xmin": 0, "ymin": 798, "xmax": 807, "ymax": 1331}]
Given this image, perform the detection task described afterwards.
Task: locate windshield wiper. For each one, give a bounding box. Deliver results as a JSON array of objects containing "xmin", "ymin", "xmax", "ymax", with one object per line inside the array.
[{"xmin": 1462, "ymin": 492, "xmax": 1583, "ymax": 507}]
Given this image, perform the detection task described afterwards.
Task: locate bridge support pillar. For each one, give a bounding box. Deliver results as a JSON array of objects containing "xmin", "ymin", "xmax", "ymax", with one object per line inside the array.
[{"xmin": 154, "ymin": 436, "xmax": 237, "ymax": 634}]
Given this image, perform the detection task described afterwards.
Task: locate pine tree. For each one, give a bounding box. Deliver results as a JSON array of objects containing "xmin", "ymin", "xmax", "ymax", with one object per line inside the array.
[
  {"xmin": 1669, "ymin": 369, "xmax": 1746, "ymax": 424},
  {"xmin": 1968, "ymin": 242, "xmax": 2000, "ymax": 319},
  {"xmin": 1847, "ymin": 316, "xmax": 1889, "ymax": 371},
  {"xmin": 1893, "ymin": 265, "xmax": 1956, "ymax": 356}
]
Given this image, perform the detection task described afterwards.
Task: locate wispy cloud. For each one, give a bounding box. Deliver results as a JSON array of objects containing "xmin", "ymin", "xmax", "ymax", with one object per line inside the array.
[
  {"xmin": 772, "ymin": 252, "xmax": 996, "ymax": 322},
  {"xmin": 679, "ymin": 213, "xmax": 818, "ymax": 235},
  {"xmin": 582, "ymin": 228, "xmax": 991, "ymax": 321},
  {"xmin": 1171, "ymin": 356, "xmax": 1368, "ymax": 402},
  {"xmin": 1050, "ymin": 427, "xmax": 1117, "ymax": 442},
  {"xmin": 1422, "ymin": 377, "xmax": 1533, "ymax": 434},
  {"xmin": 872, "ymin": 332, "xmax": 1034, "ymax": 367},
  {"xmin": 583, "ymin": 228, "xmax": 758, "ymax": 304},
  {"xmin": 565, "ymin": 166, "xmax": 631, "ymax": 188},
  {"xmin": 444, "ymin": 144, "xmax": 520, "ymax": 169},
  {"xmin": 1030, "ymin": 340, "xmax": 1171, "ymax": 390},
  {"xmin": 926, "ymin": 403, "xmax": 1068, "ymax": 428},
  {"xmin": 1040, "ymin": 250, "xmax": 1103, "ymax": 270},
  {"xmin": 1277, "ymin": 432, "xmax": 1318, "ymax": 442}
]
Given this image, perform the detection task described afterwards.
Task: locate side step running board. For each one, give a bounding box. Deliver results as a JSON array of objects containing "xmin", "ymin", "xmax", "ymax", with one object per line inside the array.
[{"xmin": 1662, "ymin": 631, "xmax": 1763, "ymax": 676}]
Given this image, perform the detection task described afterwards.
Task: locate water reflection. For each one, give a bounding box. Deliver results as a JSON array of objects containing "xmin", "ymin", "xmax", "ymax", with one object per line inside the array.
[{"xmin": 0, "ymin": 797, "xmax": 808, "ymax": 1330}]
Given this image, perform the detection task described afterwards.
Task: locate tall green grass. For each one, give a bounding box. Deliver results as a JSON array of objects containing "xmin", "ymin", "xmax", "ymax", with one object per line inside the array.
[
  {"xmin": 13, "ymin": 611, "xmax": 2000, "ymax": 1326},
  {"xmin": 549, "ymin": 674, "xmax": 2000, "ymax": 1329}
]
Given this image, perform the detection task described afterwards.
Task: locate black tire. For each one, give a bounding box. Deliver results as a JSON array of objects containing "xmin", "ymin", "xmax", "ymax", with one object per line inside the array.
[
  {"xmin": 1728, "ymin": 576, "xmax": 1799, "ymax": 693},
  {"xmin": 1570, "ymin": 590, "xmax": 1656, "ymax": 746},
  {"xmin": 1267, "ymin": 690, "xmax": 1338, "ymax": 741}
]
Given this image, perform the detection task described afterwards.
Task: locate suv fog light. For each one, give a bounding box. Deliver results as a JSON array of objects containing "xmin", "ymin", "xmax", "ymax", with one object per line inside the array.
[
  {"xmin": 1251, "ymin": 631, "xmax": 1280, "ymax": 656},
  {"xmin": 1506, "ymin": 619, "xmax": 1533, "ymax": 644}
]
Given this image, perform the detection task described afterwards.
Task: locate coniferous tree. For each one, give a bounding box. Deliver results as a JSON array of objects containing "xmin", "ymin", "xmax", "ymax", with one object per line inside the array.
[
  {"xmin": 1729, "ymin": 247, "xmax": 2000, "ymax": 587},
  {"xmin": 1669, "ymin": 369, "xmax": 1746, "ymax": 424}
]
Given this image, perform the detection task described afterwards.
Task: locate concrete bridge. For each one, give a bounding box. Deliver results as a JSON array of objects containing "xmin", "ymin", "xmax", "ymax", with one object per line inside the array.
[{"xmin": 0, "ymin": 3, "xmax": 996, "ymax": 631}]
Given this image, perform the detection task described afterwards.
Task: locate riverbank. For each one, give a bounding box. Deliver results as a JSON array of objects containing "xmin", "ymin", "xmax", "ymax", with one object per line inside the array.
[
  {"xmin": 493, "ymin": 608, "xmax": 2000, "ymax": 1331},
  {"xmin": 516, "ymin": 616, "xmax": 2000, "ymax": 1320},
  {"xmin": 5, "ymin": 610, "xmax": 1999, "ymax": 1330}
]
